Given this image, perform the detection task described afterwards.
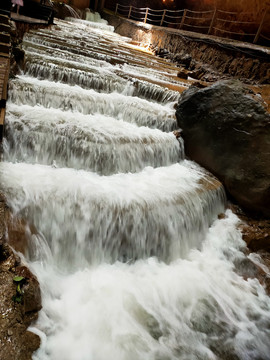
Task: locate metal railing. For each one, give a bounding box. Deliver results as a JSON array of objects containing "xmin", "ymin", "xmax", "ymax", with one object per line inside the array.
[{"xmin": 108, "ymin": 3, "xmax": 269, "ymax": 45}]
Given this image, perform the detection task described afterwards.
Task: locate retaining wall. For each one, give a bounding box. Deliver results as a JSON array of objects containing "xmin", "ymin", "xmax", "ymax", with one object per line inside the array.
[{"xmin": 102, "ymin": 10, "xmax": 270, "ymax": 83}]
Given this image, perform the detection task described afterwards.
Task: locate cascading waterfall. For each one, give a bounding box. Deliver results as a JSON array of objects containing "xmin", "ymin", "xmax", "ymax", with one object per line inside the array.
[
  {"xmin": 22, "ymin": 53, "xmax": 180, "ymax": 102},
  {"xmin": 8, "ymin": 76, "xmax": 177, "ymax": 131},
  {"xmin": 1, "ymin": 15, "xmax": 270, "ymax": 360},
  {"xmin": 4, "ymin": 104, "xmax": 182, "ymax": 174}
]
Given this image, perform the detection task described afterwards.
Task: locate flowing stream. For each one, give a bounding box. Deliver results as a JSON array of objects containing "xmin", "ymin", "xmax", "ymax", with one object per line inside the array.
[{"xmin": 1, "ymin": 16, "xmax": 270, "ymax": 360}]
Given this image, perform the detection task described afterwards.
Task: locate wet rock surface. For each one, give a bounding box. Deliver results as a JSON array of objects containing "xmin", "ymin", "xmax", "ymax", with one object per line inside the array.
[
  {"xmin": 176, "ymin": 80, "xmax": 270, "ymax": 218},
  {"xmin": 231, "ymin": 203, "xmax": 270, "ymax": 253},
  {"xmin": 229, "ymin": 203, "xmax": 270, "ymax": 294},
  {"xmin": 0, "ymin": 243, "xmax": 41, "ymax": 360},
  {"xmin": 0, "ymin": 196, "xmax": 5, "ymax": 246},
  {"xmin": 0, "ymin": 193, "xmax": 41, "ymax": 360}
]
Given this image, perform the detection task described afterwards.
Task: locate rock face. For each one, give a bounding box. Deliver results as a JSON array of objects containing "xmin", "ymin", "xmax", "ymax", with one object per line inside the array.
[
  {"xmin": 230, "ymin": 204, "xmax": 270, "ymax": 252},
  {"xmin": 0, "ymin": 244, "xmax": 41, "ymax": 360},
  {"xmin": 0, "ymin": 193, "xmax": 41, "ymax": 360},
  {"xmin": 176, "ymin": 81, "xmax": 270, "ymax": 218}
]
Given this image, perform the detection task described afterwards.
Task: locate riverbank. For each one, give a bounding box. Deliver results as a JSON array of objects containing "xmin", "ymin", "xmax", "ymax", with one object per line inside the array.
[{"xmin": 102, "ymin": 9, "xmax": 270, "ymax": 85}]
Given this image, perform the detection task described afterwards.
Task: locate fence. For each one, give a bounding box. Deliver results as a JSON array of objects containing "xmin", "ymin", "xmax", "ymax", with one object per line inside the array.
[{"xmin": 107, "ymin": 3, "xmax": 269, "ymax": 45}]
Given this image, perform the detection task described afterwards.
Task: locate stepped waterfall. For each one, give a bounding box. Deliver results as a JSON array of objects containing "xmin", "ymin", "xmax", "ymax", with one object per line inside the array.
[{"xmin": 1, "ymin": 16, "xmax": 270, "ymax": 360}]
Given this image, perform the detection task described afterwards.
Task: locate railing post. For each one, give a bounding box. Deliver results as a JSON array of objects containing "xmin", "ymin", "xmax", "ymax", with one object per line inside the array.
[
  {"xmin": 254, "ymin": 6, "xmax": 268, "ymax": 43},
  {"xmin": 208, "ymin": 8, "xmax": 216, "ymax": 34},
  {"xmin": 179, "ymin": 9, "xmax": 187, "ymax": 29},
  {"xmin": 160, "ymin": 9, "xmax": 166, "ymax": 26},
  {"xmin": 144, "ymin": 8, "xmax": 149, "ymax": 23},
  {"xmin": 128, "ymin": 5, "xmax": 132, "ymax": 19},
  {"xmin": 115, "ymin": 3, "xmax": 118, "ymax": 15}
]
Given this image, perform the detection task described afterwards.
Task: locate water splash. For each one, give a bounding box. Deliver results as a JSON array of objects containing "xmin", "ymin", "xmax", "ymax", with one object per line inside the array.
[
  {"xmin": 8, "ymin": 76, "xmax": 177, "ymax": 131},
  {"xmin": 4, "ymin": 104, "xmax": 183, "ymax": 174},
  {"xmin": 66, "ymin": 16, "xmax": 115, "ymax": 32},
  {"xmin": 27, "ymin": 212, "xmax": 270, "ymax": 360},
  {"xmin": 0, "ymin": 161, "xmax": 225, "ymax": 266},
  {"xmin": 62, "ymin": 4, "xmax": 80, "ymax": 19}
]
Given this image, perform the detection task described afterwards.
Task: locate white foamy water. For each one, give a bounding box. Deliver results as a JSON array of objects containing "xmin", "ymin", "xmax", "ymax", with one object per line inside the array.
[
  {"xmin": 24, "ymin": 54, "xmax": 130, "ymax": 93},
  {"xmin": 66, "ymin": 16, "xmax": 115, "ymax": 32},
  {"xmin": 22, "ymin": 30, "xmax": 140, "ymax": 67},
  {"xmin": 0, "ymin": 161, "xmax": 224, "ymax": 265},
  {"xmin": 22, "ymin": 25, "xmax": 181, "ymax": 103},
  {"xmin": 1, "ymin": 16, "xmax": 270, "ymax": 360},
  {"xmin": 8, "ymin": 76, "xmax": 177, "ymax": 131},
  {"xmin": 28, "ymin": 212, "xmax": 270, "ymax": 360},
  {"xmin": 23, "ymin": 55, "xmax": 180, "ymax": 103},
  {"xmin": 4, "ymin": 104, "xmax": 183, "ymax": 173}
]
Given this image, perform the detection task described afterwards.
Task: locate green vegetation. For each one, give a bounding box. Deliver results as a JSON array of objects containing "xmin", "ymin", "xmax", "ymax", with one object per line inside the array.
[{"xmin": 12, "ymin": 276, "xmax": 25, "ymax": 304}]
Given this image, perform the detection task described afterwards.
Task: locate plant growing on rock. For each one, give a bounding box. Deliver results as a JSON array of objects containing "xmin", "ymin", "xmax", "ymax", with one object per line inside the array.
[{"xmin": 12, "ymin": 276, "xmax": 25, "ymax": 303}]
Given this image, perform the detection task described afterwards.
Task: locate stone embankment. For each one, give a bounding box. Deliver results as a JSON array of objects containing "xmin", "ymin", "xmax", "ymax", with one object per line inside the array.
[{"xmin": 102, "ymin": 10, "xmax": 270, "ymax": 84}]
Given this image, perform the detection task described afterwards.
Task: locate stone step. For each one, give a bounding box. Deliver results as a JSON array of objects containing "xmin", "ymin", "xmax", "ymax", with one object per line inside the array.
[
  {"xmin": 0, "ymin": 14, "xmax": 9, "ymax": 25},
  {"xmin": 0, "ymin": 24, "xmax": 10, "ymax": 34},
  {"xmin": 0, "ymin": 32, "xmax": 10, "ymax": 44},
  {"xmin": 0, "ymin": 10, "xmax": 10, "ymax": 17},
  {"xmin": 0, "ymin": 42, "xmax": 10, "ymax": 55}
]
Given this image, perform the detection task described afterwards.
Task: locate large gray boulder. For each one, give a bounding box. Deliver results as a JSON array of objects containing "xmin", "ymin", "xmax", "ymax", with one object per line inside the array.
[{"xmin": 176, "ymin": 81, "xmax": 270, "ymax": 218}]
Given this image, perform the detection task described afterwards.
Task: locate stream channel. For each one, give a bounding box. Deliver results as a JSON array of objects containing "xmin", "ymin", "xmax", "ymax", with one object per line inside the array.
[{"xmin": 1, "ymin": 15, "xmax": 270, "ymax": 360}]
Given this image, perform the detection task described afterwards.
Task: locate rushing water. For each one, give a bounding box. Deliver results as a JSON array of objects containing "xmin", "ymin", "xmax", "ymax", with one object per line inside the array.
[{"xmin": 1, "ymin": 16, "xmax": 270, "ymax": 360}]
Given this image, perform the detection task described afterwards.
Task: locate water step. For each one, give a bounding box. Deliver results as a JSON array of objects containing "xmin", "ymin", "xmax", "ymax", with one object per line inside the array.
[
  {"xmin": 0, "ymin": 161, "xmax": 225, "ymax": 265},
  {"xmin": 23, "ymin": 31, "xmax": 180, "ymax": 74},
  {"xmin": 5, "ymin": 104, "xmax": 183, "ymax": 174},
  {"xmin": 8, "ymin": 76, "xmax": 177, "ymax": 131},
  {"xmin": 23, "ymin": 58, "xmax": 180, "ymax": 102}
]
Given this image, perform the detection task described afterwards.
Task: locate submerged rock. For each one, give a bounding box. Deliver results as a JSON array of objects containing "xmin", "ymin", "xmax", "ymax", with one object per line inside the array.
[{"xmin": 176, "ymin": 81, "xmax": 270, "ymax": 218}]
